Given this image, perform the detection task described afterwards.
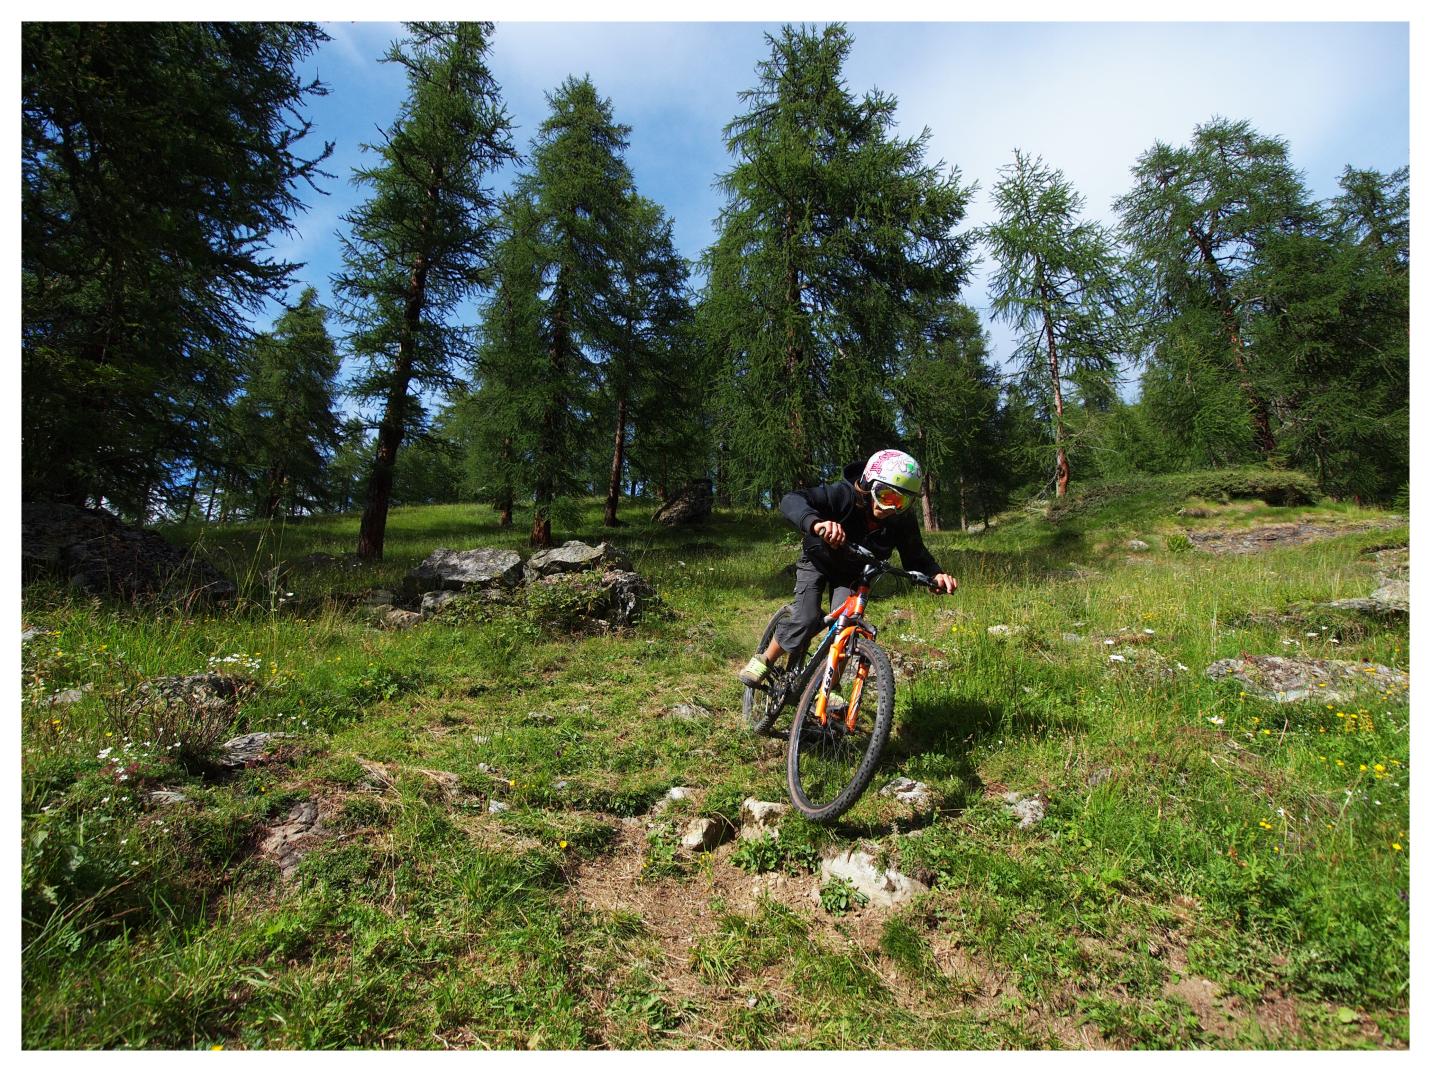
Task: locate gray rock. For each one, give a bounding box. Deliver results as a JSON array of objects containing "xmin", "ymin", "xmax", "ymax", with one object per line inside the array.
[
  {"xmin": 879, "ymin": 777, "xmax": 935, "ymax": 811},
  {"xmin": 665, "ymin": 786, "xmax": 695, "ymax": 803},
  {"xmin": 1087, "ymin": 766, "xmax": 1115, "ymax": 788},
  {"xmin": 1204, "ymin": 655, "xmax": 1409, "ymax": 704},
  {"xmin": 817, "ymin": 848, "xmax": 929, "ymax": 908},
  {"xmin": 740, "ymin": 798, "xmax": 788, "ymax": 840},
  {"xmin": 1327, "ymin": 576, "xmax": 1409, "ymax": 617},
  {"xmin": 217, "ymin": 731, "xmax": 293, "ymax": 769},
  {"xmin": 965, "ymin": 521, "xmax": 988, "ymax": 534},
  {"xmin": 524, "ymin": 541, "xmax": 631, "ymax": 581},
  {"xmin": 986, "ymin": 624, "xmax": 1023, "ymax": 638},
  {"xmin": 383, "ymin": 608, "xmax": 423, "ymax": 630},
  {"xmin": 148, "ymin": 790, "xmax": 190, "ymax": 806},
  {"xmin": 667, "ymin": 703, "xmax": 709, "ymax": 723},
  {"xmin": 487, "ymin": 800, "xmax": 510, "ymax": 815},
  {"xmin": 1061, "ymin": 632, "xmax": 1085, "ymax": 645},
  {"xmin": 50, "ymin": 685, "xmax": 92, "ymax": 706},
  {"xmin": 362, "ymin": 588, "xmax": 396, "ymax": 606},
  {"xmin": 1003, "ymin": 791, "xmax": 1046, "ymax": 828},
  {"xmin": 140, "ymin": 673, "xmax": 254, "ymax": 714},
  {"xmin": 652, "ymin": 479, "xmax": 714, "ymax": 526},
  {"xmin": 681, "ymin": 816, "xmax": 731, "ymax": 852},
  {"xmin": 403, "ymin": 547, "xmax": 524, "ymax": 600},
  {"xmin": 21, "ymin": 628, "xmax": 39, "ymax": 643},
  {"xmin": 21, "ymin": 501, "xmax": 235, "ymax": 600},
  {"xmin": 1127, "ymin": 539, "xmax": 1151, "ymax": 552},
  {"xmin": 260, "ymin": 801, "xmax": 321, "ymax": 878},
  {"xmin": 420, "ymin": 590, "xmax": 464, "ymax": 616}
]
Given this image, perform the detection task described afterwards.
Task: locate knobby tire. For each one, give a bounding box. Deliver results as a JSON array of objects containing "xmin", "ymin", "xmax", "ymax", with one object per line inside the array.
[{"xmin": 785, "ymin": 637, "xmax": 895, "ymax": 823}]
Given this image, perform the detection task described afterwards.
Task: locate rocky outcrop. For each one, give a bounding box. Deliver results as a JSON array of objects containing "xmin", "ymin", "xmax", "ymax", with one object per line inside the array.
[
  {"xmin": 402, "ymin": 547, "xmax": 524, "ymax": 601},
  {"xmin": 815, "ymin": 848, "xmax": 929, "ymax": 908},
  {"xmin": 22, "ymin": 502, "xmax": 235, "ymax": 600},
  {"xmin": 652, "ymin": 479, "xmax": 714, "ymax": 526},
  {"xmin": 1204, "ymin": 655, "xmax": 1408, "ymax": 704}
]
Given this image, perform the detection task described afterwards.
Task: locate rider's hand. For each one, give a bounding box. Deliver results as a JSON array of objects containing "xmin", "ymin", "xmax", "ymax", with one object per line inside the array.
[
  {"xmin": 814, "ymin": 520, "xmax": 846, "ymax": 549},
  {"xmin": 932, "ymin": 573, "xmax": 958, "ymax": 594}
]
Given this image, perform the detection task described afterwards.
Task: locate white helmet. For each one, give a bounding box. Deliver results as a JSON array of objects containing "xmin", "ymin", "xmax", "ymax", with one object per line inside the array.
[{"xmin": 861, "ymin": 449, "xmax": 922, "ymax": 511}]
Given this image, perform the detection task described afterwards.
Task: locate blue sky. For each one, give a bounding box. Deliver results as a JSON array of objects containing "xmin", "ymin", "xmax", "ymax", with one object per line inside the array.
[{"xmin": 262, "ymin": 18, "xmax": 1410, "ymax": 398}]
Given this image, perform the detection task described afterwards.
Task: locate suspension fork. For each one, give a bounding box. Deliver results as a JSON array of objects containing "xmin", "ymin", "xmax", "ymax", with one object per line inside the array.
[{"xmin": 814, "ymin": 584, "xmax": 874, "ymax": 727}]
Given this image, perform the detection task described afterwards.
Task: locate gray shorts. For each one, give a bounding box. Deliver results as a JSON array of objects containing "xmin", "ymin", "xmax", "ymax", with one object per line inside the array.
[{"xmin": 775, "ymin": 558, "xmax": 854, "ymax": 656}]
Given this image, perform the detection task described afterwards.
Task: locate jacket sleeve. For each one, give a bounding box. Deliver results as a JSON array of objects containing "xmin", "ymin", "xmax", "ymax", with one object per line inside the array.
[
  {"xmin": 895, "ymin": 520, "xmax": 942, "ymax": 577},
  {"xmin": 780, "ymin": 484, "xmax": 832, "ymax": 535}
]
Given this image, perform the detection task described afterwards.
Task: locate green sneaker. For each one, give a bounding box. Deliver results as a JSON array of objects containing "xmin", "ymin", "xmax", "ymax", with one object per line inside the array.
[{"xmin": 738, "ymin": 655, "xmax": 771, "ymax": 688}]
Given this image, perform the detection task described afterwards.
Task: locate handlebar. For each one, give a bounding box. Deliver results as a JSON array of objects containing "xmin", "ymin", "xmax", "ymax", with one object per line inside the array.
[{"xmin": 845, "ymin": 544, "xmax": 941, "ymax": 592}]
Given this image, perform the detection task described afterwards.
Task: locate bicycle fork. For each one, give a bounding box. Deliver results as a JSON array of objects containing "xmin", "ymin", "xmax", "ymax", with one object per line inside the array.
[{"xmin": 815, "ymin": 623, "xmax": 874, "ymax": 732}]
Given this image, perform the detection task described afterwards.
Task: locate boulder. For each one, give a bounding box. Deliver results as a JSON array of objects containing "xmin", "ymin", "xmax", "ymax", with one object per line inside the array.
[
  {"xmin": 524, "ymin": 540, "xmax": 631, "ymax": 580},
  {"xmin": 419, "ymin": 590, "xmax": 464, "ymax": 617},
  {"xmin": 140, "ymin": 673, "xmax": 255, "ymax": 714},
  {"xmin": 652, "ymin": 479, "xmax": 714, "ymax": 526},
  {"xmin": 382, "ymin": 609, "xmax": 423, "ymax": 630},
  {"xmin": 217, "ymin": 731, "xmax": 293, "ymax": 769},
  {"xmin": 1327, "ymin": 576, "xmax": 1409, "ymax": 618},
  {"xmin": 879, "ymin": 777, "xmax": 935, "ymax": 811},
  {"xmin": 816, "ymin": 848, "xmax": 929, "ymax": 909},
  {"xmin": 1127, "ymin": 539, "xmax": 1151, "ymax": 552},
  {"xmin": 740, "ymin": 798, "xmax": 788, "ymax": 840},
  {"xmin": 402, "ymin": 547, "xmax": 524, "ymax": 600},
  {"xmin": 680, "ymin": 816, "xmax": 732, "ymax": 852},
  {"xmin": 21, "ymin": 502, "xmax": 234, "ymax": 600}
]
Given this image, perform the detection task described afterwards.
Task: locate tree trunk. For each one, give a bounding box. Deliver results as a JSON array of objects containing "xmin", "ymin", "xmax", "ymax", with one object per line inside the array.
[
  {"xmin": 357, "ymin": 244, "xmax": 429, "ymax": 560},
  {"xmin": 921, "ymin": 472, "xmax": 938, "ymax": 531},
  {"xmin": 496, "ymin": 436, "xmax": 514, "ymax": 528},
  {"xmin": 958, "ymin": 473, "xmax": 969, "ymax": 532},
  {"xmin": 604, "ymin": 395, "xmax": 627, "ymax": 527},
  {"xmin": 1039, "ymin": 278, "xmax": 1071, "ymax": 498},
  {"xmin": 1192, "ymin": 227, "xmax": 1277, "ymax": 457},
  {"xmin": 182, "ymin": 471, "xmax": 200, "ymax": 525},
  {"xmin": 261, "ymin": 465, "xmax": 286, "ymax": 521}
]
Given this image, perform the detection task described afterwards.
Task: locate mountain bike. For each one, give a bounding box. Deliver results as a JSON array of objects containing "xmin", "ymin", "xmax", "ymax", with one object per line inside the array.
[{"xmin": 742, "ymin": 545, "xmax": 941, "ymax": 823}]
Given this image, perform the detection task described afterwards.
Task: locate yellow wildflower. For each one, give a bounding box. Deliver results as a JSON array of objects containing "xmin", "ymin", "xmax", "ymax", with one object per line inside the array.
[{"xmin": 1392, "ymin": 843, "xmax": 1403, "ymax": 852}]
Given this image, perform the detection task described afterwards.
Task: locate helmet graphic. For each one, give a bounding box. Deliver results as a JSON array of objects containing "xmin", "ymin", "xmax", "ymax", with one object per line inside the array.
[{"xmin": 861, "ymin": 449, "xmax": 922, "ymax": 512}]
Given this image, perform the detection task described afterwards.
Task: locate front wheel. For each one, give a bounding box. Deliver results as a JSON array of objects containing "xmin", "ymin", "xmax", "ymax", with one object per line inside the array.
[{"xmin": 786, "ymin": 636, "xmax": 895, "ymax": 823}]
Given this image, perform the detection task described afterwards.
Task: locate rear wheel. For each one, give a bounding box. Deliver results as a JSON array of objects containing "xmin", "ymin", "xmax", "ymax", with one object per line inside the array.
[
  {"xmin": 743, "ymin": 604, "xmax": 800, "ymax": 736},
  {"xmin": 786, "ymin": 636, "xmax": 895, "ymax": 823}
]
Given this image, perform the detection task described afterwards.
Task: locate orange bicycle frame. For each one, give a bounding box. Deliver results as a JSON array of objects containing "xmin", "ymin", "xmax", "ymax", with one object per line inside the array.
[{"xmin": 814, "ymin": 583, "xmax": 875, "ymax": 730}]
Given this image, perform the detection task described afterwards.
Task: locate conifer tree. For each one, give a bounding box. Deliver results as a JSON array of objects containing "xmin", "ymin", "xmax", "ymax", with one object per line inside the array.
[
  {"xmin": 601, "ymin": 195, "xmax": 697, "ymax": 526},
  {"xmin": 334, "ymin": 21, "xmax": 515, "ymax": 560},
  {"xmin": 229, "ymin": 287, "xmax": 342, "ymax": 518},
  {"xmin": 22, "ymin": 22, "xmax": 332, "ymax": 515},
  {"xmin": 515, "ymin": 77, "xmax": 636, "ymax": 547},
  {"xmin": 704, "ymin": 23, "xmax": 974, "ymax": 502},
  {"xmin": 983, "ymin": 150, "xmax": 1126, "ymax": 498},
  {"xmin": 1116, "ymin": 118, "xmax": 1318, "ymax": 460},
  {"xmin": 894, "ymin": 300, "xmax": 1001, "ymax": 530}
]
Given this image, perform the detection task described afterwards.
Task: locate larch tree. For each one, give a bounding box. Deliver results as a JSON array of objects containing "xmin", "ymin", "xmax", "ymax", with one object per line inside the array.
[
  {"xmin": 703, "ymin": 23, "xmax": 974, "ymax": 503},
  {"xmin": 601, "ymin": 194, "xmax": 697, "ymax": 526},
  {"xmin": 21, "ymin": 21, "xmax": 332, "ymax": 517},
  {"xmin": 517, "ymin": 76, "xmax": 637, "ymax": 547},
  {"xmin": 983, "ymin": 149, "xmax": 1126, "ymax": 498},
  {"xmin": 334, "ymin": 21, "xmax": 515, "ymax": 560},
  {"xmin": 1115, "ymin": 117, "xmax": 1318, "ymax": 461}
]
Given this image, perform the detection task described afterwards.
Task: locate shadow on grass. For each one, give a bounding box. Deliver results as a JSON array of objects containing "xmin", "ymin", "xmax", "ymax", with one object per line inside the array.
[{"xmin": 821, "ymin": 694, "xmax": 1009, "ymax": 840}]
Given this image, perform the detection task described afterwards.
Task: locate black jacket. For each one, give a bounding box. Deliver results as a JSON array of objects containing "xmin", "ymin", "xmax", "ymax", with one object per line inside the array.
[{"xmin": 779, "ymin": 462, "xmax": 942, "ymax": 585}]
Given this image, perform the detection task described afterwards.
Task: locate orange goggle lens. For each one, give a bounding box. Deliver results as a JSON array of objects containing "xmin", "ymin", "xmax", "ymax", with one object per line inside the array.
[{"xmin": 872, "ymin": 483, "xmax": 911, "ymax": 510}]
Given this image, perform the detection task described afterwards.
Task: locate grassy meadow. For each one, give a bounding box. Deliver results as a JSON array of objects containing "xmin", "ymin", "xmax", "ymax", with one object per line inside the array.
[{"xmin": 19, "ymin": 474, "xmax": 1410, "ymax": 1049}]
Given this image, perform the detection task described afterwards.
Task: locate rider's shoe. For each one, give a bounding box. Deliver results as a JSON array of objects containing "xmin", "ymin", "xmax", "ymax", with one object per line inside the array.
[{"xmin": 738, "ymin": 655, "xmax": 771, "ymax": 688}]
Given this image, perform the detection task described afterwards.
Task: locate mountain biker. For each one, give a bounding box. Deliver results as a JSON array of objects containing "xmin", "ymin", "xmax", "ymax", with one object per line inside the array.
[{"xmin": 738, "ymin": 448, "xmax": 958, "ymax": 689}]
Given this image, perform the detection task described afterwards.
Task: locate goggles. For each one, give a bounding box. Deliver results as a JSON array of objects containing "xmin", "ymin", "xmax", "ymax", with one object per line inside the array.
[{"xmin": 870, "ymin": 480, "xmax": 912, "ymax": 512}]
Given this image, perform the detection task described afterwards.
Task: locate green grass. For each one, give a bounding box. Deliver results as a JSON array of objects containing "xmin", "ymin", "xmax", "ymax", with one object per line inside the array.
[{"xmin": 19, "ymin": 476, "xmax": 1410, "ymax": 1049}]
